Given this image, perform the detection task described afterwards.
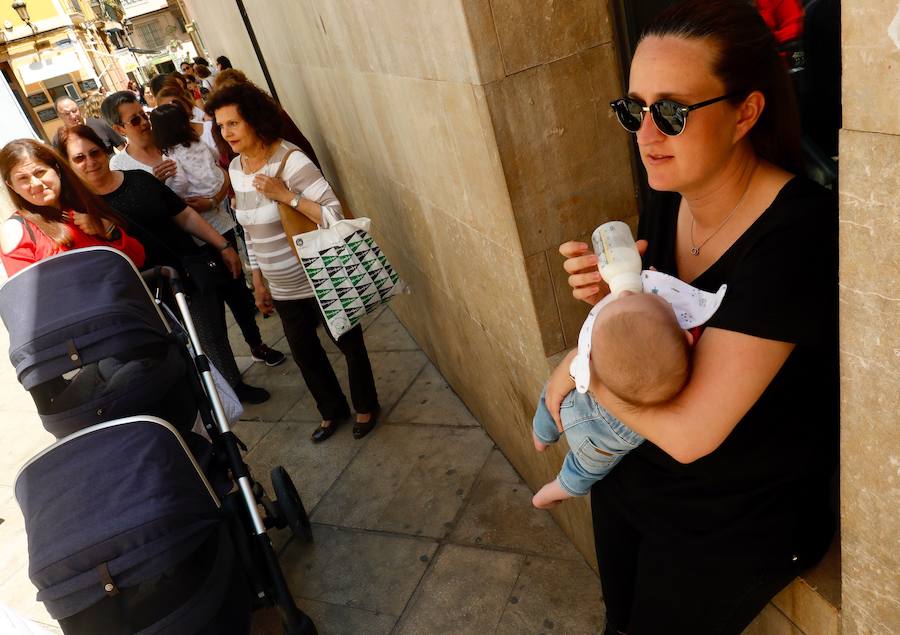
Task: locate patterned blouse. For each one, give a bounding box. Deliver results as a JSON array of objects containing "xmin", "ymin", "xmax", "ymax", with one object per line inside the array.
[{"xmin": 164, "ymin": 139, "xmax": 234, "ymax": 237}]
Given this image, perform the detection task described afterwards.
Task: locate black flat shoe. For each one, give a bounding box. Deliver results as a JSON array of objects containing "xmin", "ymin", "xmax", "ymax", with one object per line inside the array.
[
  {"xmin": 352, "ymin": 408, "xmax": 380, "ymax": 439},
  {"xmin": 234, "ymin": 382, "xmax": 270, "ymax": 404},
  {"xmin": 311, "ymin": 420, "xmax": 340, "ymax": 443}
]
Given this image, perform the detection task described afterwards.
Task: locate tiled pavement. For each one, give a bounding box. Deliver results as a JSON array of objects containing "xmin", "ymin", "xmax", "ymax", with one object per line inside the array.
[
  {"xmin": 233, "ymin": 307, "xmax": 606, "ymax": 634},
  {"xmin": 0, "ymin": 305, "xmax": 606, "ymax": 634}
]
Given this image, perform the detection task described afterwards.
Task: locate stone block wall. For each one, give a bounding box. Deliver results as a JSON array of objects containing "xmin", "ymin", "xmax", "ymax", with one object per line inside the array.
[
  {"xmin": 184, "ymin": 0, "xmax": 636, "ymax": 562},
  {"xmin": 840, "ymin": 1, "xmax": 900, "ymax": 631}
]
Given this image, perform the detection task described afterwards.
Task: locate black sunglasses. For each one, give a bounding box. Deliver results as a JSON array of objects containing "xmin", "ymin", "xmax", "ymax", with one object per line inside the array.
[
  {"xmin": 609, "ymin": 93, "xmax": 738, "ymax": 136},
  {"xmin": 70, "ymin": 147, "xmax": 106, "ymax": 164},
  {"xmin": 126, "ymin": 111, "xmax": 150, "ymax": 127}
]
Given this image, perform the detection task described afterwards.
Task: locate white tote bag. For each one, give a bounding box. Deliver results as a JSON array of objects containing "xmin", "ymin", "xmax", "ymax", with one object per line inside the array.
[{"xmin": 292, "ymin": 218, "xmax": 407, "ymax": 339}]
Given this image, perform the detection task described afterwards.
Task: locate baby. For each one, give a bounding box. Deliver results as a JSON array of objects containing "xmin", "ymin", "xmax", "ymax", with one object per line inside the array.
[{"xmin": 531, "ymin": 271, "xmax": 726, "ymax": 508}]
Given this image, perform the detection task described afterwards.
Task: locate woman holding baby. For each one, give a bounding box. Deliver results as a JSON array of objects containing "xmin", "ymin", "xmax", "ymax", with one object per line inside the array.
[{"xmin": 547, "ymin": 1, "xmax": 838, "ymax": 633}]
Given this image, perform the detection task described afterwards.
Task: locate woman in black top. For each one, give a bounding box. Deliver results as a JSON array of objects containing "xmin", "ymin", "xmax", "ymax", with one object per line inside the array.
[
  {"xmin": 549, "ymin": 2, "xmax": 838, "ymax": 633},
  {"xmin": 58, "ymin": 125, "xmax": 272, "ymax": 405}
]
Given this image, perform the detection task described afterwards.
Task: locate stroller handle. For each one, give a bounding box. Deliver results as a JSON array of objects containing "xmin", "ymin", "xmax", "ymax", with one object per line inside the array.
[{"xmin": 140, "ymin": 266, "xmax": 185, "ymax": 294}]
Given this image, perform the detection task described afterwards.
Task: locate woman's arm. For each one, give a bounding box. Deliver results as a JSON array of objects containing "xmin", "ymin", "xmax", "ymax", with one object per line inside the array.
[
  {"xmin": 252, "ymin": 174, "xmax": 326, "ymax": 225},
  {"xmin": 172, "ymin": 206, "xmax": 224, "ymax": 245},
  {"xmin": 251, "ymin": 268, "xmax": 274, "ymax": 316},
  {"xmin": 0, "ymin": 219, "xmax": 34, "ymax": 276},
  {"xmin": 67, "ymin": 213, "xmax": 145, "ymax": 267},
  {"xmin": 184, "ymin": 162, "xmax": 230, "ymax": 213},
  {"xmin": 253, "ymin": 151, "xmax": 343, "ymax": 227},
  {"xmin": 593, "ymin": 327, "xmax": 794, "ymax": 463},
  {"xmin": 555, "ymin": 237, "xmax": 794, "ymax": 463},
  {"xmin": 171, "ymin": 206, "xmax": 242, "ymax": 278}
]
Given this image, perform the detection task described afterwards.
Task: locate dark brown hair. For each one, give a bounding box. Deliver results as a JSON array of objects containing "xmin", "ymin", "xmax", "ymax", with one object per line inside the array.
[
  {"xmin": 169, "ymin": 72, "xmax": 188, "ymax": 91},
  {"xmin": 642, "ymin": 0, "xmax": 803, "ymax": 174},
  {"xmin": 204, "ymin": 82, "xmax": 282, "ymax": 144},
  {"xmin": 149, "ymin": 73, "xmax": 175, "ymax": 97},
  {"xmin": 0, "ymin": 138, "xmax": 122, "ymax": 245},
  {"xmin": 155, "ymin": 83, "xmax": 196, "ymax": 118},
  {"xmin": 150, "ymin": 103, "xmax": 200, "ymax": 151},
  {"xmin": 56, "ymin": 124, "xmax": 113, "ymax": 159}
]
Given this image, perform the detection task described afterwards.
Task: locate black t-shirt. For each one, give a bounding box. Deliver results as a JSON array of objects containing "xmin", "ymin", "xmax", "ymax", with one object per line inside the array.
[
  {"xmin": 102, "ymin": 170, "xmax": 201, "ymax": 270},
  {"xmin": 597, "ymin": 177, "xmax": 839, "ymax": 565}
]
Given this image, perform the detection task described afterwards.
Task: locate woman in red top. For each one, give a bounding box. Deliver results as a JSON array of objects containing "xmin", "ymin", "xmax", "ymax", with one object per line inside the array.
[
  {"xmin": 755, "ymin": 0, "xmax": 804, "ymax": 47},
  {"xmin": 0, "ymin": 139, "xmax": 144, "ymax": 276}
]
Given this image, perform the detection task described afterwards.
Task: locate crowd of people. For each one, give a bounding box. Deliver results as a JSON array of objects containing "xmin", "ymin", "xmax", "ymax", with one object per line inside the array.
[
  {"xmin": 0, "ymin": 0, "xmax": 840, "ymax": 632},
  {"xmin": 1, "ymin": 54, "xmax": 380, "ymax": 439}
]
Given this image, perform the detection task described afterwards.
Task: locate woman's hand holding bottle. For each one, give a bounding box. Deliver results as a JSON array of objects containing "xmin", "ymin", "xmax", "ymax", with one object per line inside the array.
[{"xmin": 560, "ymin": 238, "xmax": 648, "ymax": 305}]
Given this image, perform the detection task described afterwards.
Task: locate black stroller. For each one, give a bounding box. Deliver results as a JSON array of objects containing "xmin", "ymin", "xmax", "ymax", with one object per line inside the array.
[{"xmin": 0, "ymin": 247, "xmax": 316, "ymax": 634}]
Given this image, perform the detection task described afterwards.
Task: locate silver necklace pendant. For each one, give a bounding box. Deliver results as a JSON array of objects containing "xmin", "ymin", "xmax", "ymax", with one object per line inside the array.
[{"xmin": 687, "ymin": 163, "xmax": 758, "ymax": 260}]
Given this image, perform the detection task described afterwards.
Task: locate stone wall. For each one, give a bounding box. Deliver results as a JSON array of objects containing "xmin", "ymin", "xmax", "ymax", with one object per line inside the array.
[
  {"xmin": 183, "ymin": 0, "xmax": 635, "ymax": 562},
  {"xmin": 839, "ymin": 1, "xmax": 900, "ymax": 632}
]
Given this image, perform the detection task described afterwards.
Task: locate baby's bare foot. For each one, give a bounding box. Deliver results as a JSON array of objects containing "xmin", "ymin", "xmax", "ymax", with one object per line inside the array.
[
  {"xmin": 532, "ymin": 431, "xmax": 548, "ymax": 452},
  {"xmin": 532, "ymin": 480, "xmax": 571, "ymax": 509},
  {"xmin": 532, "ymin": 492, "xmax": 561, "ymax": 509}
]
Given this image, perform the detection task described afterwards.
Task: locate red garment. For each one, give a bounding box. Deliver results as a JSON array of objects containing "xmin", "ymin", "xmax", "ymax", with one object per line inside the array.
[
  {"xmin": 688, "ymin": 326, "xmax": 704, "ymax": 344},
  {"xmin": 1, "ymin": 212, "xmax": 146, "ymax": 276},
  {"xmin": 756, "ymin": 0, "xmax": 804, "ymax": 45}
]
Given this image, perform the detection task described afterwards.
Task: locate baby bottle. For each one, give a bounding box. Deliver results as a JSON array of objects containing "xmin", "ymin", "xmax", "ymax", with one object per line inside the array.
[{"xmin": 591, "ymin": 221, "xmax": 642, "ymax": 297}]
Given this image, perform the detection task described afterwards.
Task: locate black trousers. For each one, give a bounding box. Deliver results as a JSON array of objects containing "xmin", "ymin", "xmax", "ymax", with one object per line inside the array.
[
  {"xmin": 217, "ymin": 229, "xmax": 262, "ymax": 349},
  {"xmin": 273, "ymin": 297, "xmax": 378, "ymax": 420},
  {"xmin": 592, "ymin": 486, "xmax": 799, "ymax": 635},
  {"xmin": 185, "ymin": 285, "xmax": 241, "ymax": 388}
]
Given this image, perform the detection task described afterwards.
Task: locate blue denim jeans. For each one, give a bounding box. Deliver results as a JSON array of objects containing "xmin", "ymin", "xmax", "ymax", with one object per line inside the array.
[{"xmin": 533, "ymin": 387, "xmax": 644, "ymax": 497}]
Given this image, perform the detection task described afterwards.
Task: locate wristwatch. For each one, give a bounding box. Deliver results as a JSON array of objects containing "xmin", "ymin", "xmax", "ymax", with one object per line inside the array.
[{"xmin": 289, "ymin": 193, "xmax": 302, "ymax": 209}]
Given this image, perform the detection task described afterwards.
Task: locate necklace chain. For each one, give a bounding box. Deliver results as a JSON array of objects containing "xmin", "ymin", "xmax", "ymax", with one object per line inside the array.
[
  {"xmin": 242, "ymin": 142, "xmax": 277, "ymax": 174},
  {"xmin": 689, "ymin": 164, "xmax": 757, "ymax": 256},
  {"xmin": 240, "ymin": 144, "xmax": 276, "ymax": 209}
]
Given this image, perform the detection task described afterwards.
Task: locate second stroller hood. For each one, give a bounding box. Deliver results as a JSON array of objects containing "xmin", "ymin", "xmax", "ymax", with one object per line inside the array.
[{"xmin": 0, "ymin": 247, "xmax": 170, "ymax": 390}]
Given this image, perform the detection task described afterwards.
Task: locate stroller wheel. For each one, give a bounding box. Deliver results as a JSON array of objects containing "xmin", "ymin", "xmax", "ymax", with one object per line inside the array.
[{"xmin": 271, "ymin": 466, "xmax": 313, "ymax": 543}]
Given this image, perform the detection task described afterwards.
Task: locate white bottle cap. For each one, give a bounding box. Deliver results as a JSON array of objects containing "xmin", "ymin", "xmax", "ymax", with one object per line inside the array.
[{"xmin": 608, "ymin": 272, "xmax": 643, "ymax": 297}]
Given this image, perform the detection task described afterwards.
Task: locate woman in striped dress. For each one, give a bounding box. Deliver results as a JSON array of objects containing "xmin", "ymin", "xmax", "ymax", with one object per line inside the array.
[{"xmin": 206, "ymin": 83, "xmax": 380, "ymax": 443}]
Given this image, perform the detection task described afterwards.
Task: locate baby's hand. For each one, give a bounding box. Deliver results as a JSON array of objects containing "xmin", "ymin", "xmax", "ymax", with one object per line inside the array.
[{"xmin": 532, "ymin": 431, "xmax": 548, "ymax": 452}]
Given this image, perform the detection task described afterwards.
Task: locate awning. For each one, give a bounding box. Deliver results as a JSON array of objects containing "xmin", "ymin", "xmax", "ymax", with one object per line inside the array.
[
  {"xmin": 128, "ymin": 47, "xmax": 163, "ymax": 55},
  {"xmin": 18, "ymin": 51, "xmax": 83, "ymax": 84}
]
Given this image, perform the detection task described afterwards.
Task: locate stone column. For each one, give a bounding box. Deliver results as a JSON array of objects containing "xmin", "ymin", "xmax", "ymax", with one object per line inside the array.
[{"xmin": 840, "ymin": 1, "xmax": 900, "ymax": 632}]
